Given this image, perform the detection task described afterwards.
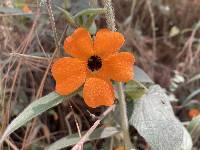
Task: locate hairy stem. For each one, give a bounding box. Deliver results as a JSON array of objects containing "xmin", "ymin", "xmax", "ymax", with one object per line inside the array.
[
  {"xmin": 102, "ymin": 0, "xmax": 116, "ymax": 31},
  {"xmin": 46, "ymin": 0, "xmax": 60, "ymax": 56},
  {"xmin": 116, "ymin": 83, "xmax": 133, "ymax": 150},
  {"xmin": 102, "ymin": 0, "xmax": 133, "ymax": 149}
]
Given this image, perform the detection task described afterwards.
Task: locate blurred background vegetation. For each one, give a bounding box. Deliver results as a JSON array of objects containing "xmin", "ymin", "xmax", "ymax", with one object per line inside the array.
[{"xmin": 0, "ymin": 0, "xmax": 200, "ymax": 149}]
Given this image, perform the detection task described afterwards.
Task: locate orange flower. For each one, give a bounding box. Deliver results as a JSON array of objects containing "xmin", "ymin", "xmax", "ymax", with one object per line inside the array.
[
  {"xmin": 188, "ymin": 108, "xmax": 200, "ymax": 118},
  {"xmin": 115, "ymin": 146, "xmax": 125, "ymax": 150},
  {"xmin": 22, "ymin": 4, "xmax": 32, "ymax": 13},
  {"xmin": 51, "ymin": 28, "xmax": 134, "ymax": 108}
]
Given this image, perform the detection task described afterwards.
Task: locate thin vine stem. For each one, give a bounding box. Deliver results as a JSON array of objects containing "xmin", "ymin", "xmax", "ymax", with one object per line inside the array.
[{"xmin": 102, "ymin": 0, "xmax": 134, "ymax": 149}]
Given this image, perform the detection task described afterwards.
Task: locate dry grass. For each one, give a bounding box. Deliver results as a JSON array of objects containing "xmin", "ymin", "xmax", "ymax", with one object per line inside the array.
[{"xmin": 0, "ymin": 0, "xmax": 200, "ymax": 149}]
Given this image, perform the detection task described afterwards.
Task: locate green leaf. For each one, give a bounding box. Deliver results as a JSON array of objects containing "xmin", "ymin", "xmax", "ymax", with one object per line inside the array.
[
  {"xmin": 0, "ymin": 7, "xmax": 33, "ymax": 16},
  {"xmin": 0, "ymin": 7, "xmax": 21, "ymax": 13},
  {"xmin": 0, "ymin": 91, "xmax": 79, "ymax": 144},
  {"xmin": 187, "ymin": 74, "xmax": 200, "ymax": 84},
  {"xmin": 88, "ymin": 21, "xmax": 97, "ymax": 35},
  {"xmin": 183, "ymin": 89, "xmax": 200, "ymax": 105},
  {"xmin": 187, "ymin": 115, "xmax": 200, "ymax": 133},
  {"xmin": 74, "ymin": 8, "xmax": 106, "ymax": 21},
  {"xmin": 129, "ymin": 85, "xmax": 184, "ymax": 150},
  {"xmin": 73, "ymin": 8, "xmax": 106, "ymax": 28},
  {"xmin": 45, "ymin": 127, "xmax": 121, "ymax": 150},
  {"xmin": 183, "ymin": 101, "xmax": 200, "ymax": 110},
  {"xmin": 169, "ymin": 26, "xmax": 180, "ymax": 37},
  {"xmin": 125, "ymin": 80, "xmax": 147, "ymax": 100},
  {"xmin": 85, "ymin": 14, "xmax": 96, "ymax": 28},
  {"xmin": 55, "ymin": 6, "xmax": 75, "ymax": 25}
]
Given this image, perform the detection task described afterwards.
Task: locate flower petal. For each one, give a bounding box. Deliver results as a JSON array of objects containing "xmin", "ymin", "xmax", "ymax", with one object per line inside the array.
[
  {"xmin": 51, "ymin": 57, "xmax": 87, "ymax": 95},
  {"xmin": 105, "ymin": 52, "xmax": 134, "ymax": 82},
  {"xmin": 64, "ymin": 28, "xmax": 93, "ymax": 60},
  {"xmin": 83, "ymin": 78, "xmax": 114, "ymax": 108},
  {"xmin": 94, "ymin": 29, "xmax": 125, "ymax": 58}
]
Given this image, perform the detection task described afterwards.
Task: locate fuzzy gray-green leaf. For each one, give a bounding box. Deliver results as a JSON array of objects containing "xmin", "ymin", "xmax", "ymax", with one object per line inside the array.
[
  {"xmin": 129, "ymin": 85, "xmax": 184, "ymax": 150},
  {"xmin": 134, "ymin": 66, "xmax": 153, "ymax": 83}
]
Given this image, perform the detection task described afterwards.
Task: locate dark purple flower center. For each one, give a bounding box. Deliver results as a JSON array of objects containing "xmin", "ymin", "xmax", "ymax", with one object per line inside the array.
[{"xmin": 87, "ymin": 55, "xmax": 102, "ymax": 72}]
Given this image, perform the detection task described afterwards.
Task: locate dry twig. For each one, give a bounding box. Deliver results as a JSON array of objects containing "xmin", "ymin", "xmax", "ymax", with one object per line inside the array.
[{"xmin": 71, "ymin": 104, "xmax": 116, "ymax": 150}]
